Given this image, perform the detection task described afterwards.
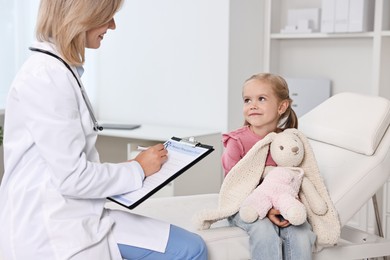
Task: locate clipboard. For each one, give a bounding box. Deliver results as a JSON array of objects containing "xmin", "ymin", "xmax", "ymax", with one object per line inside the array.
[{"xmin": 108, "ymin": 136, "xmax": 214, "ymax": 209}]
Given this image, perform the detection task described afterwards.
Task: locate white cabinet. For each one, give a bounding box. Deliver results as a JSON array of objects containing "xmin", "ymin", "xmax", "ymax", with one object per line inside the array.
[
  {"xmin": 285, "ymin": 78, "xmax": 331, "ymax": 117},
  {"xmin": 96, "ymin": 125, "xmax": 223, "ymax": 198},
  {"xmin": 262, "ymin": 0, "xmax": 390, "ymax": 237}
]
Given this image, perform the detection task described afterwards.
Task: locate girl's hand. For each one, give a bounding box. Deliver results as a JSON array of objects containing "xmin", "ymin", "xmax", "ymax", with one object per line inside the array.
[
  {"xmin": 133, "ymin": 143, "xmax": 168, "ymax": 177},
  {"xmin": 267, "ymin": 208, "xmax": 290, "ymax": 228}
]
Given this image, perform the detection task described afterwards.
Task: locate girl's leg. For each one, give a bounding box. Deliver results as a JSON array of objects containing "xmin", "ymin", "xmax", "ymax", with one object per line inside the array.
[
  {"xmin": 229, "ymin": 213, "xmax": 282, "ymax": 260},
  {"xmin": 118, "ymin": 225, "xmax": 208, "ymax": 260},
  {"xmin": 279, "ymin": 221, "xmax": 316, "ymax": 260}
]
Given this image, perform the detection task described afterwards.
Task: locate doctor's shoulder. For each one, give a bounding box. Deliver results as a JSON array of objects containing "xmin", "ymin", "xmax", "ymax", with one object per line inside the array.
[{"xmin": 15, "ymin": 53, "xmax": 76, "ymax": 91}]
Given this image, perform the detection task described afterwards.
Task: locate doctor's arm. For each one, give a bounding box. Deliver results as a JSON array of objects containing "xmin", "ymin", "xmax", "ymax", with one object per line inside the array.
[{"xmin": 19, "ymin": 65, "xmax": 156, "ymax": 198}]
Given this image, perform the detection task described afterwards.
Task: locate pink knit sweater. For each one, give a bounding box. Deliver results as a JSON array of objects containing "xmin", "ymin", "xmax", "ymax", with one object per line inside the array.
[{"xmin": 222, "ymin": 126, "xmax": 276, "ymax": 176}]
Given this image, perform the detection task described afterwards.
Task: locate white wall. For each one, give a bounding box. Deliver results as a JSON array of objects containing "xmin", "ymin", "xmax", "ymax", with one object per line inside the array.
[
  {"xmin": 0, "ymin": 0, "xmax": 265, "ymax": 134},
  {"xmin": 0, "ymin": 1, "xmax": 39, "ymax": 109},
  {"xmin": 94, "ymin": 0, "xmax": 265, "ymax": 133},
  {"xmin": 95, "ymin": 0, "xmax": 229, "ymax": 131},
  {"xmin": 228, "ymin": 0, "xmax": 265, "ymax": 131}
]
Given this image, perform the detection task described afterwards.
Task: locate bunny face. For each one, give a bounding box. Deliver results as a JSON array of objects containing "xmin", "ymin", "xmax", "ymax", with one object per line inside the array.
[{"xmin": 269, "ymin": 131, "xmax": 304, "ymax": 167}]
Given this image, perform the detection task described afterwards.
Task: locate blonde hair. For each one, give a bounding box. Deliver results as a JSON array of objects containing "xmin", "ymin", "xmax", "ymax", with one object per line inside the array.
[
  {"xmin": 36, "ymin": 0, "xmax": 124, "ymax": 66},
  {"xmin": 243, "ymin": 73, "xmax": 298, "ymax": 130}
]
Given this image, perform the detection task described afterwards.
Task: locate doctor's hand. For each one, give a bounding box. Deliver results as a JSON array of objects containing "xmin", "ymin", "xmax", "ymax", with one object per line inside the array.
[
  {"xmin": 267, "ymin": 208, "xmax": 290, "ymax": 228},
  {"xmin": 133, "ymin": 143, "xmax": 168, "ymax": 177}
]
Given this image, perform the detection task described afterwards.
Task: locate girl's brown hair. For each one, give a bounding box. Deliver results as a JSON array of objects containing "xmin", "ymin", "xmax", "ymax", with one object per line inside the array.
[
  {"xmin": 243, "ymin": 73, "xmax": 298, "ymax": 130},
  {"xmin": 36, "ymin": 0, "xmax": 124, "ymax": 66}
]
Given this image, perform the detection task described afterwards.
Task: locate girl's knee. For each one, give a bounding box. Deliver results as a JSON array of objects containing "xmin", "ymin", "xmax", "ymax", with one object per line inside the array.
[{"xmin": 248, "ymin": 218, "xmax": 278, "ymax": 236}]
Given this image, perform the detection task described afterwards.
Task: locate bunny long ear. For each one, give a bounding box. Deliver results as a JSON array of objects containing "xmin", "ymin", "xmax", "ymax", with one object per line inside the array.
[
  {"xmin": 217, "ymin": 132, "xmax": 277, "ymax": 212},
  {"xmin": 290, "ymin": 128, "xmax": 341, "ymax": 248},
  {"xmin": 286, "ymin": 128, "xmax": 327, "ymax": 199}
]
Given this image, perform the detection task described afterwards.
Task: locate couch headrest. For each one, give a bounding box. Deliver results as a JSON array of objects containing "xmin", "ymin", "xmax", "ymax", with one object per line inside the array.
[{"xmin": 299, "ymin": 92, "xmax": 390, "ymax": 155}]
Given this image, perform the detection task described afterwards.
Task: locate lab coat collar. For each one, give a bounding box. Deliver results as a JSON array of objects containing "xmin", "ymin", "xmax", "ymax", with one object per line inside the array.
[
  {"xmin": 30, "ymin": 41, "xmax": 84, "ymax": 77},
  {"xmin": 30, "ymin": 41, "xmax": 58, "ymax": 55}
]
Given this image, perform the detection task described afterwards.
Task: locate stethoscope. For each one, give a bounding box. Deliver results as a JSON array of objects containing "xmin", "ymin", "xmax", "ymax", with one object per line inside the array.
[{"xmin": 29, "ymin": 47, "xmax": 103, "ymax": 131}]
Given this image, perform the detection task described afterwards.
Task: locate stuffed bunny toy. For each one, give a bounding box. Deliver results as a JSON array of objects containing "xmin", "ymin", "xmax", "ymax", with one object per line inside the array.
[
  {"xmin": 193, "ymin": 128, "xmax": 341, "ymax": 251},
  {"xmin": 239, "ymin": 130, "xmax": 327, "ymax": 225}
]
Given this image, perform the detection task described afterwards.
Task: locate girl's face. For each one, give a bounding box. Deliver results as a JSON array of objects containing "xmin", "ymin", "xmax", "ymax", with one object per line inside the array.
[
  {"xmin": 242, "ymin": 79, "xmax": 288, "ymax": 134},
  {"xmin": 86, "ymin": 18, "xmax": 116, "ymax": 49}
]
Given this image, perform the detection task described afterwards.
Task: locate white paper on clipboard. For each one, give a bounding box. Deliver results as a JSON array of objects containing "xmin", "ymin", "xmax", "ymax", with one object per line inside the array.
[{"xmin": 108, "ymin": 136, "xmax": 214, "ymax": 209}]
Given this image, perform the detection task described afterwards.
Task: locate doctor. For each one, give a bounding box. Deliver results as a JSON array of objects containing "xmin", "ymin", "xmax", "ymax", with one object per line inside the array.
[{"xmin": 0, "ymin": 0, "xmax": 207, "ymax": 259}]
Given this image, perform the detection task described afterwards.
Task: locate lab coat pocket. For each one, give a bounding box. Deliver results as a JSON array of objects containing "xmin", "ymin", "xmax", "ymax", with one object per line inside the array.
[{"xmin": 108, "ymin": 209, "xmax": 170, "ymax": 253}]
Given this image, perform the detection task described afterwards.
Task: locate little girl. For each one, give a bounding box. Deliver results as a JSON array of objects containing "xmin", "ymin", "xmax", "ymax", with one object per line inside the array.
[{"xmin": 222, "ymin": 73, "xmax": 316, "ymax": 260}]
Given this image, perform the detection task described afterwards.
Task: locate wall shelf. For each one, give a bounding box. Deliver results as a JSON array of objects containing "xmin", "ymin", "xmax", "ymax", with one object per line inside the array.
[
  {"xmin": 263, "ymin": 0, "xmax": 390, "ymax": 98},
  {"xmin": 382, "ymin": 30, "xmax": 390, "ymax": 36}
]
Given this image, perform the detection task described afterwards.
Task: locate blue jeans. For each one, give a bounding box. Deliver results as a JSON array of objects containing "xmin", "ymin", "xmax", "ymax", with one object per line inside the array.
[
  {"xmin": 118, "ymin": 225, "xmax": 208, "ymax": 260},
  {"xmin": 229, "ymin": 213, "xmax": 316, "ymax": 260}
]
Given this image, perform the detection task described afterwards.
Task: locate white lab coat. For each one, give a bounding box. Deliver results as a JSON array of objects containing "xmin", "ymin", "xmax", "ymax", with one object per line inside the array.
[{"xmin": 0, "ymin": 41, "xmax": 169, "ymax": 259}]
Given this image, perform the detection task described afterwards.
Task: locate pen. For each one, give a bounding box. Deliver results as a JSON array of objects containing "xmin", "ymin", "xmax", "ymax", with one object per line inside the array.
[{"xmin": 137, "ymin": 145, "xmax": 150, "ymax": 151}]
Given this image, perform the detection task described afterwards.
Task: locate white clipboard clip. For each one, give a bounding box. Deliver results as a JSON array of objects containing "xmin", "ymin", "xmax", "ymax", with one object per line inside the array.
[{"xmin": 173, "ymin": 136, "xmax": 200, "ymax": 147}]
